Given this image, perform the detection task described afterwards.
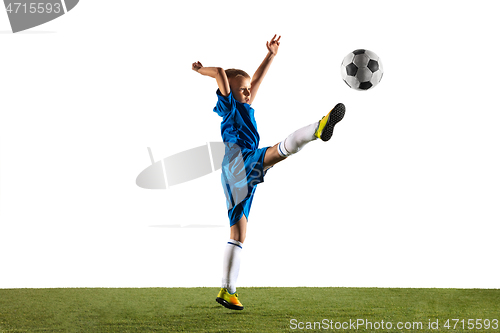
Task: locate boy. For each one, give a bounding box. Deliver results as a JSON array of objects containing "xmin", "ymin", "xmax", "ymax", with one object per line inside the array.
[{"xmin": 192, "ymin": 35, "xmax": 345, "ymax": 310}]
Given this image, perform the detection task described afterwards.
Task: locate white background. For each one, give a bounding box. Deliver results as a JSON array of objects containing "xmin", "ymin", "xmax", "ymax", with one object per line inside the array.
[{"xmin": 1, "ymin": 1, "xmax": 499, "ymax": 289}]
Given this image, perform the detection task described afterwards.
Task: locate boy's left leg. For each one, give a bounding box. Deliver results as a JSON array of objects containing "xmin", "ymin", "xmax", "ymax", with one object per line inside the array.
[
  {"xmin": 264, "ymin": 103, "xmax": 345, "ymax": 169},
  {"xmin": 217, "ymin": 215, "xmax": 246, "ymax": 310}
]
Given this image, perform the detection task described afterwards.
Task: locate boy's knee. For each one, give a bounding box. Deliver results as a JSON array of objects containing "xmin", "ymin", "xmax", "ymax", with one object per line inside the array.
[
  {"xmin": 230, "ymin": 234, "xmax": 245, "ymax": 243},
  {"xmin": 230, "ymin": 216, "xmax": 247, "ymax": 242}
]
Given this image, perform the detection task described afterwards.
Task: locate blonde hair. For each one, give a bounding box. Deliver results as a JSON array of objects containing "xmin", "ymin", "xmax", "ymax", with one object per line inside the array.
[{"xmin": 225, "ymin": 69, "xmax": 250, "ymax": 80}]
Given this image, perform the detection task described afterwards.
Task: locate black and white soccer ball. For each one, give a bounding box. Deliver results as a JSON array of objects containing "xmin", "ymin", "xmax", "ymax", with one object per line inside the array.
[{"xmin": 340, "ymin": 49, "xmax": 383, "ymax": 90}]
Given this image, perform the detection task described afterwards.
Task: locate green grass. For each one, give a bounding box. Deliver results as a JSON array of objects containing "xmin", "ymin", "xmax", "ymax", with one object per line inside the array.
[{"xmin": 0, "ymin": 287, "xmax": 499, "ymax": 332}]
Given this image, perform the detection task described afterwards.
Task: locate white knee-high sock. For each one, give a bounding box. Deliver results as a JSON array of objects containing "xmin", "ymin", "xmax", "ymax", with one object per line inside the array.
[
  {"xmin": 277, "ymin": 121, "xmax": 319, "ymax": 157},
  {"xmin": 221, "ymin": 239, "xmax": 243, "ymax": 294}
]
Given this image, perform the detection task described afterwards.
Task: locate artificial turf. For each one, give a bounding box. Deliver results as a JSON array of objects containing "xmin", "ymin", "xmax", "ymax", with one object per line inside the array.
[{"xmin": 0, "ymin": 287, "xmax": 498, "ymax": 332}]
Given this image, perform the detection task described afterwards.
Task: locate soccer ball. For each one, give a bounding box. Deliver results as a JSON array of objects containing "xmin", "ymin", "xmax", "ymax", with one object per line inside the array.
[{"xmin": 340, "ymin": 49, "xmax": 383, "ymax": 90}]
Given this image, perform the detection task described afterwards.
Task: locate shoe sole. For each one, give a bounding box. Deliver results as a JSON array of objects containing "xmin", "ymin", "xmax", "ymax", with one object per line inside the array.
[
  {"xmin": 216, "ymin": 297, "xmax": 244, "ymax": 310},
  {"xmin": 320, "ymin": 103, "xmax": 345, "ymax": 142}
]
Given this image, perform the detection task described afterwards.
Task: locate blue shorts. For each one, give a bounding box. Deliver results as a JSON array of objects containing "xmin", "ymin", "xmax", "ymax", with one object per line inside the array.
[{"xmin": 221, "ymin": 143, "xmax": 270, "ymax": 226}]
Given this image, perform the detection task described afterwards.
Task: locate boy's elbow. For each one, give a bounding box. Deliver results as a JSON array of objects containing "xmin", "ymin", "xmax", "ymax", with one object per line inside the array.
[{"xmin": 215, "ymin": 67, "xmax": 225, "ymax": 76}]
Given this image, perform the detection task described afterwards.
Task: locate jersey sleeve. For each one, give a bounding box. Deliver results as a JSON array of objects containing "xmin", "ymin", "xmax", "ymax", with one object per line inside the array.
[{"xmin": 213, "ymin": 89, "xmax": 235, "ymax": 117}]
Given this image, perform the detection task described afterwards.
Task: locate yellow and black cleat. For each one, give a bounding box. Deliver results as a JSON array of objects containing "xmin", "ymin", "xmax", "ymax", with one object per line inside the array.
[
  {"xmin": 216, "ymin": 288, "xmax": 244, "ymax": 310},
  {"xmin": 314, "ymin": 103, "xmax": 346, "ymax": 142}
]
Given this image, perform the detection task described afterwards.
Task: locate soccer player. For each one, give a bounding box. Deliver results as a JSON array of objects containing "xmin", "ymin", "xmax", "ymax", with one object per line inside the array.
[{"xmin": 192, "ymin": 35, "xmax": 345, "ymax": 310}]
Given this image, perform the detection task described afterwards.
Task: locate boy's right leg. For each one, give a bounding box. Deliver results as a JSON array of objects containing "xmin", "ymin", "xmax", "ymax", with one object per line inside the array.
[
  {"xmin": 263, "ymin": 143, "xmax": 287, "ymax": 170},
  {"xmin": 263, "ymin": 103, "xmax": 345, "ymax": 169}
]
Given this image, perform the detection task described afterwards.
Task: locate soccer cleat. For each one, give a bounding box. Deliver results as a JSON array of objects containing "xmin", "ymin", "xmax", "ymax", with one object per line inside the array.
[
  {"xmin": 314, "ymin": 103, "xmax": 346, "ymax": 142},
  {"xmin": 216, "ymin": 288, "xmax": 244, "ymax": 310}
]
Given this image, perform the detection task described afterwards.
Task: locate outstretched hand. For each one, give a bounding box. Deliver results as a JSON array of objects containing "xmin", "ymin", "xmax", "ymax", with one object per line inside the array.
[
  {"xmin": 266, "ymin": 34, "xmax": 281, "ymax": 55},
  {"xmin": 192, "ymin": 61, "xmax": 203, "ymax": 72}
]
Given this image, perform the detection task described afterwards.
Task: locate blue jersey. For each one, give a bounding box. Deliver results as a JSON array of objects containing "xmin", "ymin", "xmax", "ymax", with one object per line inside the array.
[
  {"xmin": 213, "ymin": 89, "xmax": 260, "ymax": 150},
  {"xmin": 213, "ymin": 89, "xmax": 270, "ymax": 226}
]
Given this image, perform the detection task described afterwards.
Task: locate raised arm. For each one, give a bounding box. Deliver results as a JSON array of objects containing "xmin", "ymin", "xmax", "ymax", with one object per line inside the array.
[
  {"xmin": 192, "ymin": 61, "xmax": 230, "ymax": 96},
  {"xmin": 249, "ymin": 35, "xmax": 281, "ymax": 104}
]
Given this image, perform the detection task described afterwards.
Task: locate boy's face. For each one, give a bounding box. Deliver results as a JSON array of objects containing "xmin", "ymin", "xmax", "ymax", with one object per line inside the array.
[{"xmin": 229, "ymin": 75, "xmax": 251, "ymax": 104}]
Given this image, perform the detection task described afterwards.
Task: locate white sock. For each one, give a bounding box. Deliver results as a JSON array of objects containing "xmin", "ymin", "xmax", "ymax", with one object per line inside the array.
[
  {"xmin": 277, "ymin": 121, "xmax": 319, "ymax": 157},
  {"xmin": 221, "ymin": 239, "xmax": 243, "ymax": 294}
]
